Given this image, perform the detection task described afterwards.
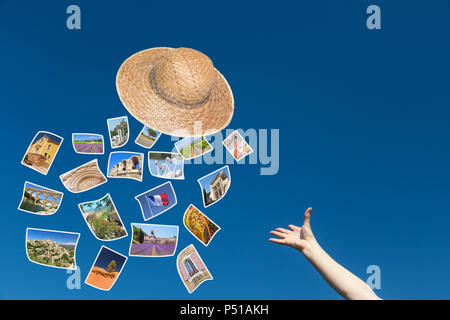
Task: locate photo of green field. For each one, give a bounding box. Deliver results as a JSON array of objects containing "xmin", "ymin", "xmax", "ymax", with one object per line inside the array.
[{"xmin": 175, "ymin": 137, "xmax": 213, "ymax": 159}]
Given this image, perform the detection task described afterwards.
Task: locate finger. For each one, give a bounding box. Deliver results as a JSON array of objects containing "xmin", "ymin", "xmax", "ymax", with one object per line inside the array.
[
  {"xmin": 288, "ymin": 224, "xmax": 300, "ymax": 231},
  {"xmin": 269, "ymin": 238, "xmax": 286, "ymax": 245},
  {"xmin": 270, "ymin": 231, "xmax": 286, "ymax": 238},
  {"xmin": 303, "ymin": 207, "xmax": 312, "ymax": 228},
  {"xmin": 275, "ymin": 228, "xmax": 291, "ymax": 234}
]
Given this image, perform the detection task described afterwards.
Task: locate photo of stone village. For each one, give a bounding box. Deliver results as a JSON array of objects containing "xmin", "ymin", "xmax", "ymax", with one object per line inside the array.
[{"xmin": 26, "ymin": 229, "xmax": 78, "ymax": 269}]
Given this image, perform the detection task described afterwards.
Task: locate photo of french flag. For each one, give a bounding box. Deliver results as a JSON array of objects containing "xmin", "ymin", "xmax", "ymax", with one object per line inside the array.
[{"xmin": 147, "ymin": 192, "xmax": 169, "ymax": 207}]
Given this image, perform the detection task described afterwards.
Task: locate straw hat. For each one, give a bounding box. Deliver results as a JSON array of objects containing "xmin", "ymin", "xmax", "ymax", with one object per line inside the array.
[{"xmin": 116, "ymin": 47, "xmax": 234, "ymax": 137}]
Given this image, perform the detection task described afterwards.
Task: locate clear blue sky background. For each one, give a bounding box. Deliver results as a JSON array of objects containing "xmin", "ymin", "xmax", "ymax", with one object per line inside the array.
[
  {"xmin": 31, "ymin": 132, "xmax": 63, "ymax": 145},
  {"xmin": 107, "ymin": 117, "xmax": 128, "ymax": 131},
  {"xmin": 27, "ymin": 228, "xmax": 79, "ymax": 246},
  {"xmin": 2, "ymin": 1, "xmax": 450, "ymax": 299},
  {"xmin": 93, "ymin": 247, "xmax": 127, "ymax": 271},
  {"xmin": 73, "ymin": 134, "xmax": 103, "ymax": 142}
]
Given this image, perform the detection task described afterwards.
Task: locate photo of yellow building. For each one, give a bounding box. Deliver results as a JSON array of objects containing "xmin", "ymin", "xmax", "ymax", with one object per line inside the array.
[{"xmin": 22, "ymin": 131, "xmax": 63, "ymax": 175}]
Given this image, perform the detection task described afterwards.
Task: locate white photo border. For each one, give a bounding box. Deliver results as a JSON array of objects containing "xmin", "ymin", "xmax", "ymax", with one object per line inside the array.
[
  {"xmin": 72, "ymin": 133, "xmax": 105, "ymax": 155},
  {"xmin": 128, "ymin": 223, "xmax": 179, "ymax": 258},
  {"xmin": 106, "ymin": 151, "xmax": 144, "ymax": 182},
  {"xmin": 77, "ymin": 193, "xmax": 128, "ymax": 242},
  {"xmin": 59, "ymin": 159, "xmax": 108, "ymax": 193},
  {"xmin": 148, "ymin": 151, "xmax": 185, "ymax": 180},
  {"xmin": 197, "ymin": 165, "xmax": 231, "ymax": 208},
  {"xmin": 21, "ymin": 130, "xmax": 64, "ymax": 176},
  {"xmin": 183, "ymin": 204, "xmax": 221, "ymax": 247},
  {"xmin": 25, "ymin": 227, "xmax": 80, "ymax": 271},
  {"xmin": 106, "ymin": 116, "xmax": 130, "ymax": 149},
  {"xmin": 18, "ymin": 181, "xmax": 64, "ymax": 216},
  {"xmin": 134, "ymin": 181, "xmax": 178, "ymax": 221}
]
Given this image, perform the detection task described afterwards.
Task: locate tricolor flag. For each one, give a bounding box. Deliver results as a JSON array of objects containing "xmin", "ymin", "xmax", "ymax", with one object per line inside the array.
[{"xmin": 147, "ymin": 192, "xmax": 169, "ymax": 207}]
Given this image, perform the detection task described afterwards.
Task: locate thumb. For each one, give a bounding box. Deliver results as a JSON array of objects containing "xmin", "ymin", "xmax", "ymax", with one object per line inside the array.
[{"xmin": 303, "ymin": 207, "xmax": 312, "ymax": 228}]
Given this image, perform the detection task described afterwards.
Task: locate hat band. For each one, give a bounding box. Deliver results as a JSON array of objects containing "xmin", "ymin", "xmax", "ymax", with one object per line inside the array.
[{"xmin": 148, "ymin": 67, "xmax": 211, "ymax": 109}]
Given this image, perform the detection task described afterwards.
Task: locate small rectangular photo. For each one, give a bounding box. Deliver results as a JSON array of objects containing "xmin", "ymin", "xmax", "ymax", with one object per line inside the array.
[
  {"xmin": 107, "ymin": 151, "xmax": 144, "ymax": 182},
  {"xmin": 177, "ymin": 244, "xmax": 213, "ymax": 294},
  {"xmin": 135, "ymin": 126, "xmax": 161, "ymax": 149},
  {"xmin": 78, "ymin": 194, "xmax": 128, "ymax": 241},
  {"xmin": 85, "ymin": 246, "xmax": 127, "ymax": 291},
  {"xmin": 129, "ymin": 223, "xmax": 178, "ymax": 257},
  {"xmin": 198, "ymin": 166, "xmax": 231, "ymax": 208},
  {"xmin": 59, "ymin": 159, "xmax": 107, "ymax": 193},
  {"xmin": 107, "ymin": 116, "xmax": 129, "ymax": 149},
  {"xmin": 21, "ymin": 131, "xmax": 63, "ymax": 175},
  {"xmin": 223, "ymin": 130, "xmax": 254, "ymax": 161},
  {"xmin": 72, "ymin": 133, "xmax": 104, "ymax": 155},
  {"xmin": 26, "ymin": 228, "xmax": 80, "ymax": 270},
  {"xmin": 148, "ymin": 152, "xmax": 184, "ymax": 180},
  {"xmin": 175, "ymin": 136, "xmax": 213, "ymax": 160},
  {"xmin": 183, "ymin": 204, "xmax": 220, "ymax": 247},
  {"xmin": 135, "ymin": 182, "xmax": 177, "ymax": 221},
  {"xmin": 18, "ymin": 182, "xmax": 63, "ymax": 215}
]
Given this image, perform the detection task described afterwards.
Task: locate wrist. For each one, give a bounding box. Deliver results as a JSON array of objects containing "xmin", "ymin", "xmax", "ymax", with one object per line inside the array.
[{"xmin": 300, "ymin": 239, "xmax": 321, "ymax": 260}]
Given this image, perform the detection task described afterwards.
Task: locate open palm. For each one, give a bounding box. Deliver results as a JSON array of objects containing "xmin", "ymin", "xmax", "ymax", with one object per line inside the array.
[{"xmin": 269, "ymin": 207, "xmax": 314, "ymax": 252}]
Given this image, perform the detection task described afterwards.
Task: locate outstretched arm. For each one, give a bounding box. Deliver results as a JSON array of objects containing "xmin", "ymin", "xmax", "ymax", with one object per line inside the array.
[{"xmin": 269, "ymin": 208, "xmax": 381, "ymax": 300}]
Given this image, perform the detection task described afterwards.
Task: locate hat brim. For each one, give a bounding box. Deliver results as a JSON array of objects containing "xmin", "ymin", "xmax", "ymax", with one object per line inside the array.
[{"xmin": 116, "ymin": 47, "xmax": 234, "ymax": 137}]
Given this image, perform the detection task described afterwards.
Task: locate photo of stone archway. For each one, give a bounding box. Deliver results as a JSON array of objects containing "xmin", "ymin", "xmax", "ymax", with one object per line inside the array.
[
  {"xmin": 18, "ymin": 181, "xmax": 63, "ymax": 215},
  {"xmin": 59, "ymin": 159, "xmax": 107, "ymax": 193},
  {"xmin": 107, "ymin": 151, "xmax": 144, "ymax": 181}
]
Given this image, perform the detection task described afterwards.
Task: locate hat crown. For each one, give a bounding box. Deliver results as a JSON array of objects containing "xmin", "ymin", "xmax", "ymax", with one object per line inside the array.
[{"xmin": 152, "ymin": 48, "xmax": 216, "ymax": 106}]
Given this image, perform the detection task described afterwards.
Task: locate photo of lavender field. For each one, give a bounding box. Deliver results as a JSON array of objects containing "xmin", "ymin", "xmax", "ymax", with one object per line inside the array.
[
  {"xmin": 72, "ymin": 134, "xmax": 104, "ymax": 154},
  {"xmin": 130, "ymin": 223, "xmax": 178, "ymax": 257}
]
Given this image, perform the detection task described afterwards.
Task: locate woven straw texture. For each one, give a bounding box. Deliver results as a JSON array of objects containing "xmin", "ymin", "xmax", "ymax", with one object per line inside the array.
[{"xmin": 116, "ymin": 47, "xmax": 234, "ymax": 137}]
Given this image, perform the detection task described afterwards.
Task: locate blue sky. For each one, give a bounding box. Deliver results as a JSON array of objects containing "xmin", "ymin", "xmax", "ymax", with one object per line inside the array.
[
  {"xmin": 108, "ymin": 152, "xmax": 142, "ymax": 173},
  {"xmin": 24, "ymin": 182, "xmax": 62, "ymax": 202},
  {"xmin": 27, "ymin": 228, "xmax": 79, "ymax": 246},
  {"xmin": 73, "ymin": 134, "xmax": 103, "ymax": 142},
  {"xmin": 3, "ymin": 1, "xmax": 450, "ymax": 299},
  {"xmin": 93, "ymin": 247, "xmax": 126, "ymax": 271},
  {"xmin": 107, "ymin": 117, "xmax": 128, "ymax": 131},
  {"xmin": 198, "ymin": 166, "xmax": 230, "ymax": 193},
  {"xmin": 31, "ymin": 131, "xmax": 62, "ymax": 145},
  {"xmin": 132, "ymin": 223, "xmax": 178, "ymax": 238}
]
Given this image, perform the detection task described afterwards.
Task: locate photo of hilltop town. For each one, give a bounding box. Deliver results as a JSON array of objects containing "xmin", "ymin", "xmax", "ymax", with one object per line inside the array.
[
  {"xmin": 26, "ymin": 228, "xmax": 79, "ymax": 270},
  {"xmin": 78, "ymin": 194, "xmax": 127, "ymax": 241}
]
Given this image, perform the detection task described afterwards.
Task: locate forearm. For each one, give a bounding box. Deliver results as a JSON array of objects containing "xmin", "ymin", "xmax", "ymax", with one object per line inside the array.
[{"xmin": 302, "ymin": 241, "xmax": 381, "ymax": 300}]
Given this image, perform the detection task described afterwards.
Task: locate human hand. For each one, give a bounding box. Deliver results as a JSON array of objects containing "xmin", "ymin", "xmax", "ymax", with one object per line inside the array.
[{"xmin": 269, "ymin": 207, "xmax": 318, "ymax": 255}]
